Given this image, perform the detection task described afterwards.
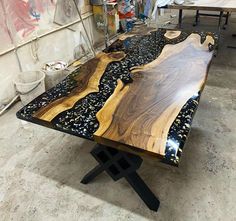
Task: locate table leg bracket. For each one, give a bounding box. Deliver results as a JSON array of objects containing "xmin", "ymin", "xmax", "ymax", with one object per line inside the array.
[{"xmin": 81, "ymin": 144, "xmax": 160, "ymax": 211}]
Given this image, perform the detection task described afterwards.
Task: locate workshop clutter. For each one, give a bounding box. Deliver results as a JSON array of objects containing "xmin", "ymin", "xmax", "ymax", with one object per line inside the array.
[
  {"xmin": 14, "ymin": 71, "xmax": 45, "ymax": 105},
  {"xmin": 42, "ymin": 61, "xmax": 68, "ymax": 90},
  {"xmin": 92, "ymin": 3, "xmax": 120, "ymax": 35}
]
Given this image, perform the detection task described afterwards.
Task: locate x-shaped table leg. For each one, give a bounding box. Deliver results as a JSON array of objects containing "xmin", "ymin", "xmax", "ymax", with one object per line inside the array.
[{"xmin": 81, "ymin": 144, "xmax": 160, "ymax": 211}]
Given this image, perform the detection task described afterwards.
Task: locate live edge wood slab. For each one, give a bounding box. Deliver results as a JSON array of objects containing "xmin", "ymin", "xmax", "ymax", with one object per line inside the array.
[{"xmin": 16, "ymin": 29, "xmax": 217, "ymax": 166}]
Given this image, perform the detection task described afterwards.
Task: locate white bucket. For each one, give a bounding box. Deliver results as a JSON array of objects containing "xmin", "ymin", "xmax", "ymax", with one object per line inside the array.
[
  {"xmin": 14, "ymin": 71, "xmax": 45, "ymax": 105},
  {"xmin": 42, "ymin": 61, "xmax": 68, "ymax": 90}
]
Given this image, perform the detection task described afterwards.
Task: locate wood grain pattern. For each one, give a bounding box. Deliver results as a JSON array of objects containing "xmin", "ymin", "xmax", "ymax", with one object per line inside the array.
[
  {"xmin": 118, "ymin": 25, "xmax": 156, "ymax": 41},
  {"xmin": 164, "ymin": 30, "xmax": 181, "ymax": 40},
  {"xmin": 95, "ymin": 79, "xmax": 129, "ymax": 136},
  {"xmin": 34, "ymin": 52, "xmax": 126, "ymax": 121},
  {"xmin": 169, "ymin": 0, "xmax": 236, "ymax": 12},
  {"xmin": 94, "ymin": 33, "xmax": 214, "ymax": 156},
  {"xmin": 16, "ymin": 28, "xmax": 216, "ymax": 165}
]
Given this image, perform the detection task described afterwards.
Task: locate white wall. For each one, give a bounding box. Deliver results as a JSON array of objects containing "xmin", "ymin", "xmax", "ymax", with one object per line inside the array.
[{"xmin": 0, "ymin": 14, "xmax": 103, "ymax": 106}]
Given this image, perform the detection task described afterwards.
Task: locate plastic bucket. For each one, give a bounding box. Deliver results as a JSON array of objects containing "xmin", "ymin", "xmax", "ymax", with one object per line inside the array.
[
  {"xmin": 14, "ymin": 71, "xmax": 45, "ymax": 105},
  {"xmin": 42, "ymin": 61, "xmax": 68, "ymax": 90}
]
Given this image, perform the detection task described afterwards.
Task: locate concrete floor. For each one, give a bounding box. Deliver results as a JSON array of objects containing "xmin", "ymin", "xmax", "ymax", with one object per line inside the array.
[{"xmin": 0, "ymin": 12, "xmax": 236, "ymax": 221}]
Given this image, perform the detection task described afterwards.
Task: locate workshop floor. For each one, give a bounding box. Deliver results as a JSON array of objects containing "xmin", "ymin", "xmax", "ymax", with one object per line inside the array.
[{"xmin": 0, "ymin": 11, "xmax": 236, "ymax": 221}]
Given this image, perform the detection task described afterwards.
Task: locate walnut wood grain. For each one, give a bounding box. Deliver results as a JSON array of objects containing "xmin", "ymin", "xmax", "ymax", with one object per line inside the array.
[
  {"xmin": 16, "ymin": 28, "xmax": 216, "ymax": 165},
  {"xmin": 119, "ymin": 25, "xmax": 156, "ymax": 41},
  {"xmin": 34, "ymin": 52, "xmax": 126, "ymax": 121},
  {"xmin": 169, "ymin": 0, "xmax": 236, "ymax": 12},
  {"xmin": 94, "ymin": 33, "xmax": 214, "ymax": 156},
  {"xmin": 95, "ymin": 79, "xmax": 129, "ymax": 135},
  {"xmin": 164, "ymin": 30, "xmax": 181, "ymax": 40}
]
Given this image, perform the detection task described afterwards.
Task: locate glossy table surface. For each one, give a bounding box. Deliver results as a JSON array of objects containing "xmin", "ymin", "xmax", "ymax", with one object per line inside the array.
[
  {"xmin": 16, "ymin": 28, "xmax": 217, "ymax": 166},
  {"xmin": 169, "ymin": 0, "xmax": 236, "ymax": 12}
]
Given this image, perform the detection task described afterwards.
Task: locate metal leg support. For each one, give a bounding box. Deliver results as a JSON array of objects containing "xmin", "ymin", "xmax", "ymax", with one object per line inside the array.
[
  {"xmin": 125, "ymin": 172, "xmax": 160, "ymax": 211},
  {"xmin": 178, "ymin": 9, "xmax": 183, "ymax": 28},
  {"xmin": 193, "ymin": 11, "xmax": 229, "ymax": 30},
  {"xmin": 223, "ymin": 12, "xmax": 230, "ymax": 29},
  {"xmin": 193, "ymin": 10, "xmax": 200, "ymax": 26},
  {"xmin": 218, "ymin": 11, "xmax": 223, "ymax": 33},
  {"xmin": 81, "ymin": 144, "xmax": 160, "ymax": 212},
  {"xmin": 215, "ymin": 11, "xmax": 224, "ymax": 52}
]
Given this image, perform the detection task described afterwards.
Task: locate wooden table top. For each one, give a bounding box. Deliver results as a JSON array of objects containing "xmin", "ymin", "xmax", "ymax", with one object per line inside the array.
[
  {"xmin": 16, "ymin": 28, "xmax": 217, "ymax": 166},
  {"xmin": 169, "ymin": 0, "xmax": 236, "ymax": 12}
]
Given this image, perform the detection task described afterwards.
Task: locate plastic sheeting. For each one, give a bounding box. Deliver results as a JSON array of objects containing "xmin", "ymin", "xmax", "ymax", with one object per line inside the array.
[{"xmin": 151, "ymin": 0, "xmax": 174, "ymax": 20}]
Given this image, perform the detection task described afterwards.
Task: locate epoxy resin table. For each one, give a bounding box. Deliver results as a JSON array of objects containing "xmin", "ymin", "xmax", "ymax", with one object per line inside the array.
[{"xmin": 17, "ymin": 29, "xmax": 217, "ymax": 211}]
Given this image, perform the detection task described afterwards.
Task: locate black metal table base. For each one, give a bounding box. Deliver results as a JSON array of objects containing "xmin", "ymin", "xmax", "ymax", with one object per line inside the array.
[
  {"xmin": 81, "ymin": 144, "xmax": 160, "ymax": 212},
  {"xmin": 177, "ymin": 9, "xmax": 226, "ymax": 53},
  {"xmin": 193, "ymin": 10, "xmax": 229, "ymax": 30},
  {"xmin": 177, "ymin": 9, "xmax": 229, "ymax": 31}
]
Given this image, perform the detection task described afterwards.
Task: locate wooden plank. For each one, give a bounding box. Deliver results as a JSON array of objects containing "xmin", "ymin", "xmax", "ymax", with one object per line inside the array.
[
  {"xmin": 34, "ymin": 52, "xmax": 126, "ymax": 121},
  {"xmin": 94, "ymin": 33, "xmax": 214, "ymax": 156},
  {"xmin": 169, "ymin": 0, "xmax": 236, "ymax": 12}
]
